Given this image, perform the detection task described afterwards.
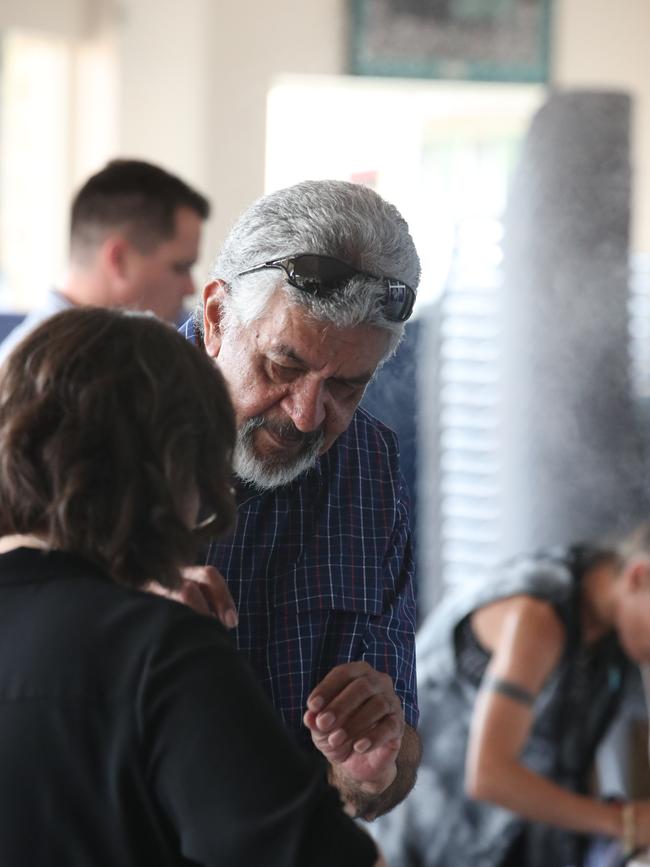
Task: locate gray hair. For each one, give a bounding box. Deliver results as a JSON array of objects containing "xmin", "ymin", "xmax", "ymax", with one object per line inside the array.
[{"xmin": 201, "ymin": 179, "xmax": 421, "ymax": 357}]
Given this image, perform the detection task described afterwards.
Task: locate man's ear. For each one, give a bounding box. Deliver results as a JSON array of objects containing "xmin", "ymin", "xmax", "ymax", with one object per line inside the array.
[
  {"xmin": 625, "ymin": 557, "xmax": 650, "ymax": 594},
  {"xmin": 102, "ymin": 235, "xmax": 131, "ymax": 283},
  {"xmin": 203, "ymin": 280, "xmax": 228, "ymax": 358}
]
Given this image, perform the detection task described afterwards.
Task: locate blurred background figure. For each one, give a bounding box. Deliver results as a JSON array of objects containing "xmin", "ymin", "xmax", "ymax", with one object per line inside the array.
[
  {"xmin": 371, "ymin": 524, "xmax": 650, "ymax": 867},
  {"xmin": 0, "ymin": 158, "xmax": 209, "ymax": 364},
  {"xmin": 0, "ymin": 307, "xmax": 381, "ymax": 867}
]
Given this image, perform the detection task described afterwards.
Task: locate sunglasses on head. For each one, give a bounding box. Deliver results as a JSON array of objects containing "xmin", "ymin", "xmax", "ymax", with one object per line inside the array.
[{"xmin": 236, "ymin": 254, "xmax": 416, "ymax": 323}]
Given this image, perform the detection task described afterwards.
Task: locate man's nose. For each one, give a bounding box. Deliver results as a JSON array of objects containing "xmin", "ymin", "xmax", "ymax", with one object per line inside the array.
[{"xmin": 283, "ymin": 380, "xmax": 326, "ymax": 433}]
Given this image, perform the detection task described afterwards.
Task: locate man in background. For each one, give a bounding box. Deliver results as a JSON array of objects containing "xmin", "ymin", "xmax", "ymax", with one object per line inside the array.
[{"xmin": 0, "ymin": 158, "xmax": 209, "ymax": 363}]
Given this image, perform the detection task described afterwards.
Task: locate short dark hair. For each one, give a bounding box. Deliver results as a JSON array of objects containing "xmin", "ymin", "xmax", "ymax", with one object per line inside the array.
[
  {"xmin": 0, "ymin": 308, "xmax": 235, "ymax": 590},
  {"xmin": 70, "ymin": 158, "xmax": 210, "ymax": 260}
]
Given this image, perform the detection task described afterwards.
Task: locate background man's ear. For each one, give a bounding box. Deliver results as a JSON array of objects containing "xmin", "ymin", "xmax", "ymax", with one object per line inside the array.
[
  {"xmin": 626, "ymin": 557, "xmax": 650, "ymax": 594},
  {"xmin": 203, "ymin": 280, "xmax": 228, "ymax": 358},
  {"xmin": 102, "ymin": 235, "xmax": 131, "ymax": 283}
]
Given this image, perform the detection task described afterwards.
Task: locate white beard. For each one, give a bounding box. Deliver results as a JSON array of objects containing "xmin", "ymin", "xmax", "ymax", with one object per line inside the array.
[{"xmin": 233, "ymin": 417, "xmax": 325, "ymax": 491}]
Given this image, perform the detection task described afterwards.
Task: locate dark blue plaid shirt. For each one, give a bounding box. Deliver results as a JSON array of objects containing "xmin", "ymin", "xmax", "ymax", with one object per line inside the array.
[{"xmin": 181, "ymin": 318, "xmax": 419, "ymax": 741}]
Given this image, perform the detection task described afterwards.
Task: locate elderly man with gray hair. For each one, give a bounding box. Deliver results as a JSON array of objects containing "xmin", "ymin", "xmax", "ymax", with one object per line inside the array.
[{"xmin": 180, "ymin": 179, "xmax": 421, "ymax": 821}]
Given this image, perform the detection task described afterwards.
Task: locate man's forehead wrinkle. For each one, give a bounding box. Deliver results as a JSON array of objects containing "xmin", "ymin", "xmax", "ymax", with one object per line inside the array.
[
  {"xmin": 271, "ymin": 342, "xmax": 303, "ymax": 363},
  {"xmin": 266, "ymin": 340, "xmax": 375, "ymax": 385},
  {"xmin": 269, "ymin": 338, "xmax": 336, "ymax": 369}
]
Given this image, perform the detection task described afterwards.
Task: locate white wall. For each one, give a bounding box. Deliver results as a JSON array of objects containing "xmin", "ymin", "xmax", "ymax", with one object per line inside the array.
[
  {"xmin": 0, "ymin": 0, "xmax": 88, "ymax": 38},
  {"xmin": 116, "ymin": 0, "xmax": 345, "ymax": 270}
]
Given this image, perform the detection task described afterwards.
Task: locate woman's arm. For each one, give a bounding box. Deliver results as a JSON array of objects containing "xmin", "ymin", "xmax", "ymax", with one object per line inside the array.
[{"xmin": 464, "ymin": 595, "xmax": 626, "ymax": 839}]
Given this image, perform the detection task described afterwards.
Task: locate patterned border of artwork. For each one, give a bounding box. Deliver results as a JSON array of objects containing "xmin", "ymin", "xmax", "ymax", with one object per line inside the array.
[{"xmin": 349, "ymin": 0, "xmax": 552, "ymax": 83}]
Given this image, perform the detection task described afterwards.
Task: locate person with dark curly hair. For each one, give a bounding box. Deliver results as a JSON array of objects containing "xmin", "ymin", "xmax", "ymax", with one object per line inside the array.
[{"xmin": 0, "ymin": 307, "xmax": 382, "ymax": 867}]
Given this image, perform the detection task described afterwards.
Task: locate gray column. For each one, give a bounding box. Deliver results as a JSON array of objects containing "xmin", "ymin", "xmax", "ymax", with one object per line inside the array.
[{"xmin": 502, "ymin": 90, "xmax": 648, "ymax": 554}]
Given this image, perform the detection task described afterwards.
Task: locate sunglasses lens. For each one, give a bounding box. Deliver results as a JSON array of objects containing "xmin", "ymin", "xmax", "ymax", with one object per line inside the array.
[
  {"xmin": 385, "ymin": 281, "xmax": 414, "ymax": 321},
  {"xmin": 291, "ymin": 255, "xmax": 357, "ymax": 292}
]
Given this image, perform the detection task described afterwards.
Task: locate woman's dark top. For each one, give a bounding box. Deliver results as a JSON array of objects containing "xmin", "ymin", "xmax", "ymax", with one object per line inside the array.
[{"xmin": 0, "ymin": 547, "xmax": 376, "ymax": 867}]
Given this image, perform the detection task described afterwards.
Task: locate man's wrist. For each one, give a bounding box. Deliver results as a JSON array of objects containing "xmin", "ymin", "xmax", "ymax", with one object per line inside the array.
[
  {"xmin": 322, "ymin": 726, "xmax": 421, "ymax": 820},
  {"xmin": 327, "ymin": 762, "xmax": 396, "ymax": 820}
]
